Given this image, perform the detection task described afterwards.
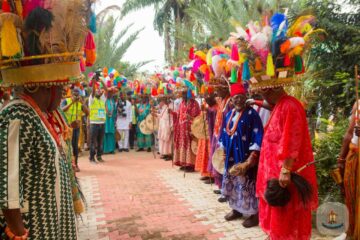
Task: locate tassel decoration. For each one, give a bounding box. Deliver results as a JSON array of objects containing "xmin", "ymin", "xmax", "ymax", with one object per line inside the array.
[
  {"xmin": 84, "ymin": 31, "xmax": 96, "ymax": 66},
  {"xmin": 189, "ymin": 47, "xmax": 194, "ymax": 60},
  {"xmin": 164, "ymin": 86, "xmax": 168, "ymax": 95},
  {"xmin": 204, "ymin": 69, "xmax": 210, "ymax": 82},
  {"xmin": 242, "ymin": 59, "xmax": 251, "ymax": 81},
  {"xmin": 230, "ymin": 67, "xmax": 237, "ymax": 83},
  {"xmin": 206, "ymin": 49, "xmax": 212, "ymax": 65},
  {"xmin": 151, "ymin": 87, "xmax": 157, "ymax": 96},
  {"xmin": 79, "ymin": 55, "xmax": 85, "ymax": 72},
  {"xmin": 14, "ymin": 0, "xmax": 23, "ymax": 18},
  {"xmin": 190, "ymin": 72, "xmax": 196, "ymax": 81},
  {"xmin": 200, "ymin": 84, "xmax": 206, "ymax": 95},
  {"xmin": 255, "ymin": 58, "xmax": 262, "ymax": 72},
  {"xmin": 295, "ymin": 55, "xmax": 304, "ymax": 74},
  {"xmin": 231, "ymin": 44, "xmax": 239, "ymax": 61},
  {"xmin": 208, "ymin": 86, "xmax": 214, "ymax": 94},
  {"xmin": 2, "ymin": 0, "xmax": 11, "ymax": 12},
  {"xmin": 89, "ymin": 11, "xmax": 97, "ymax": 33},
  {"xmin": 284, "ymin": 54, "xmax": 291, "ymax": 67},
  {"xmin": 266, "ymin": 53, "xmax": 275, "ymax": 77},
  {"xmin": 1, "ymin": 20, "xmax": 21, "ymax": 57},
  {"xmin": 187, "ymin": 88, "xmax": 192, "ymax": 99}
]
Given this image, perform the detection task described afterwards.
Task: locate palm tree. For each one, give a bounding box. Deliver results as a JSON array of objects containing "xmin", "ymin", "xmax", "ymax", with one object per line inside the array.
[
  {"xmin": 91, "ymin": 11, "xmax": 151, "ymax": 78},
  {"xmin": 121, "ymin": 0, "xmax": 193, "ymax": 64}
]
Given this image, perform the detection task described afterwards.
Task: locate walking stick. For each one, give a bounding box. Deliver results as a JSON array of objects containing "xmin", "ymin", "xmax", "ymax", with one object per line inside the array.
[
  {"xmin": 168, "ymin": 96, "xmax": 174, "ymax": 168},
  {"xmin": 151, "ymin": 105, "xmax": 156, "ymax": 159},
  {"xmin": 355, "ymin": 65, "xmax": 360, "ymax": 238},
  {"xmin": 200, "ymin": 95, "xmax": 212, "ymax": 186},
  {"xmin": 356, "ymin": 65, "xmax": 359, "ymax": 144}
]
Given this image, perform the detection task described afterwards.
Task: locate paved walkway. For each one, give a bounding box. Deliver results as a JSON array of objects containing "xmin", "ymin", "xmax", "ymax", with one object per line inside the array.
[{"xmin": 76, "ymin": 151, "xmax": 330, "ymax": 240}]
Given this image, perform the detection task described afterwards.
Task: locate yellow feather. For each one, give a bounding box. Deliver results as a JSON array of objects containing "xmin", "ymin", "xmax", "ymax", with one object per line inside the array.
[
  {"xmin": 1, "ymin": 20, "xmax": 21, "ymax": 57},
  {"xmin": 287, "ymin": 15, "xmax": 315, "ymax": 36}
]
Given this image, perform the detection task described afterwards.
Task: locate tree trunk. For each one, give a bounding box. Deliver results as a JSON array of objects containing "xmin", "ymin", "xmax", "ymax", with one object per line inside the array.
[
  {"xmin": 173, "ymin": 3, "xmax": 186, "ymax": 63},
  {"xmin": 164, "ymin": 21, "xmax": 172, "ymax": 63}
]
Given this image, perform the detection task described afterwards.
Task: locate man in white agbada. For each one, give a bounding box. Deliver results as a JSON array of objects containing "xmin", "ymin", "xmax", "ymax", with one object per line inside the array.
[
  {"xmin": 116, "ymin": 92, "xmax": 132, "ymax": 152},
  {"xmin": 155, "ymin": 98, "xmax": 173, "ymax": 160}
]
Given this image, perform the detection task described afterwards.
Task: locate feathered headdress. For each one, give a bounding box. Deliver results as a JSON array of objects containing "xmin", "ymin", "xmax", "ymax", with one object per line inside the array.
[
  {"xmin": 226, "ymin": 11, "xmax": 325, "ymax": 91},
  {"xmin": 0, "ymin": 0, "xmax": 95, "ymax": 87}
]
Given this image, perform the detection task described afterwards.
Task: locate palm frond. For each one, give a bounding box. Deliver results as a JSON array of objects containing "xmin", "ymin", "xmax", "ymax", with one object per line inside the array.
[{"xmin": 121, "ymin": 0, "xmax": 162, "ymax": 17}]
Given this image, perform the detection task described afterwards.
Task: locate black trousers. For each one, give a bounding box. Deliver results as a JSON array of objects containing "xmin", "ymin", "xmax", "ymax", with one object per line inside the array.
[
  {"xmin": 129, "ymin": 123, "xmax": 137, "ymax": 148},
  {"xmin": 72, "ymin": 127, "xmax": 80, "ymax": 165},
  {"xmin": 89, "ymin": 124, "xmax": 105, "ymax": 160}
]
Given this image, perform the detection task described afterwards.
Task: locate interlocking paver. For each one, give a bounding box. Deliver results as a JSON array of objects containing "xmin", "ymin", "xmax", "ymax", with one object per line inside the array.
[{"xmin": 77, "ymin": 151, "xmax": 332, "ymax": 240}]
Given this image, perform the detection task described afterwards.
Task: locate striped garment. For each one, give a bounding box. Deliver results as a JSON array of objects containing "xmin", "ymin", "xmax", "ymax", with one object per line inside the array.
[{"xmin": 0, "ymin": 100, "xmax": 77, "ymax": 239}]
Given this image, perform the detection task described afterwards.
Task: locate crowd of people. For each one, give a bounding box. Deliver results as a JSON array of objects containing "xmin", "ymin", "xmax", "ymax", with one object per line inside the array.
[
  {"xmin": 0, "ymin": 1, "xmax": 359, "ymax": 239},
  {"xmin": 57, "ymin": 72, "xmax": 317, "ymax": 238}
]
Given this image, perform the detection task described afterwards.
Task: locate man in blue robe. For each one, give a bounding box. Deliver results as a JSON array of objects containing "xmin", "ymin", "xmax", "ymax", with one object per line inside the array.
[{"xmin": 219, "ymin": 82, "xmax": 263, "ymax": 228}]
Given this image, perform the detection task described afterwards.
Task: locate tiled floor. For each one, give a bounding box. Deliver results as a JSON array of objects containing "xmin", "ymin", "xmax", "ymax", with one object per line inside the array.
[{"xmin": 77, "ymin": 151, "xmax": 331, "ymax": 240}]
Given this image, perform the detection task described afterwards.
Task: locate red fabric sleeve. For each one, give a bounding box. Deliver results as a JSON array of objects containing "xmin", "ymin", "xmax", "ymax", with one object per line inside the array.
[{"xmin": 277, "ymin": 100, "xmax": 305, "ymax": 163}]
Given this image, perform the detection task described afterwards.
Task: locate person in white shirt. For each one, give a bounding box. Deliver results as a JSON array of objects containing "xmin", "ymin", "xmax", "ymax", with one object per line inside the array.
[
  {"xmin": 88, "ymin": 75, "xmax": 108, "ymax": 163},
  {"xmin": 116, "ymin": 92, "xmax": 132, "ymax": 152}
]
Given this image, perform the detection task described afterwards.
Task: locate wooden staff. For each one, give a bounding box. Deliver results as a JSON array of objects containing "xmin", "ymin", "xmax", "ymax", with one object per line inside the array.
[
  {"xmin": 151, "ymin": 104, "xmax": 156, "ymax": 159},
  {"xmin": 356, "ymin": 65, "xmax": 359, "ymax": 128},
  {"xmin": 355, "ymin": 65, "xmax": 360, "ymax": 238},
  {"xmin": 200, "ymin": 94, "xmax": 212, "ymax": 186},
  {"xmin": 170, "ymin": 98, "xmax": 175, "ymax": 168}
]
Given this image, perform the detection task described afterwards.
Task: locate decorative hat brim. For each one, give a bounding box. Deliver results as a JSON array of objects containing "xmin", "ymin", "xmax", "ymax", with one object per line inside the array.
[
  {"xmin": 0, "ymin": 62, "xmax": 84, "ymax": 87},
  {"xmin": 248, "ymin": 68, "xmax": 299, "ymax": 91},
  {"xmin": 249, "ymin": 78, "xmax": 299, "ymax": 91}
]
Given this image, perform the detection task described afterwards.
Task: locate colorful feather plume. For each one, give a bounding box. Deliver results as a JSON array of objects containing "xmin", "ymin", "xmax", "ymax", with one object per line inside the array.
[{"xmin": 38, "ymin": 0, "xmax": 92, "ymax": 63}]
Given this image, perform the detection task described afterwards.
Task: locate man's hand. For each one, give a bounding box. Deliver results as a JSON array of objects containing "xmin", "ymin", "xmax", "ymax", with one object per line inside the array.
[
  {"xmin": 245, "ymin": 99, "xmax": 256, "ymax": 107},
  {"xmin": 279, "ymin": 172, "xmax": 291, "ymax": 188},
  {"xmin": 229, "ymin": 161, "xmax": 250, "ymax": 176}
]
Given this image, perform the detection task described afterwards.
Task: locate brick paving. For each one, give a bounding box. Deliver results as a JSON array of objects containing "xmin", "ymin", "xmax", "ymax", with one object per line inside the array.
[{"xmin": 77, "ymin": 151, "xmax": 331, "ymax": 240}]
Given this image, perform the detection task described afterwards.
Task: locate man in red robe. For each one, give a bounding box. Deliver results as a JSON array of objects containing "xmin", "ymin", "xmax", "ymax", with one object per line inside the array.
[
  {"xmin": 173, "ymin": 88, "xmax": 201, "ymax": 172},
  {"xmin": 256, "ymin": 87, "xmax": 318, "ymax": 240}
]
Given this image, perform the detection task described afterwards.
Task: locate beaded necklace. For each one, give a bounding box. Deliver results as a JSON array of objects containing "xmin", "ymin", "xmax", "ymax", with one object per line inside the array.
[
  {"xmin": 21, "ymin": 94, "xmax": 62, "ymax": 147},
  {"xmin": 225, "ymin": 109, "xmax": 243, "ymax": 136},
  {"xmin": 214, "ymin": 97, "xmax": 230, "ymax": 137}
]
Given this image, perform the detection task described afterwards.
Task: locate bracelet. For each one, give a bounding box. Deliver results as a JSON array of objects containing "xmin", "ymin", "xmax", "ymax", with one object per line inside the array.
[
  {"xmin": 280, "ymin": 167, "xmax": 291, "ymax": 175},
  {"xmin": 337, "ymin": 157, "xmax": 345, "ymax": 163},
  {"xmin": 5, "ymin": 226, "xmax": 29, "ymax": 240}
]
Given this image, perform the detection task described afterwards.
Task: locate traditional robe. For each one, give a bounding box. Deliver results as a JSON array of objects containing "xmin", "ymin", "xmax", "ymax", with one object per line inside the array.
[
  {"xmin": 0, "ymin": 99, "xmax": 77, "ymax": 239},
  {"xmin": 158, "ymin": 104, "xmax": 173, "ymax": 155},
  {"xmin": 209, "ymin": 97, "xmax": 232, "ymax": 187},
  {"xmin": 103, "ymin": 97, "xmax": 116, "ymax": 154},
  {"xmin": 174, "ymin": 99, "xmax": 200, "ymax": 167},
  {"xmin": 137, "ymin": 103, "xmax": 152, "ymax": 148},
  {"xmin": 195, "ymin": 113, "xmax": 210, "ymax": 176},
  {"xmin": 220, "ymin": 107, "xmax": 263, "ymax": 215},
  {"xmin": 256, "ymin": 95, "xmax": 318, "ymax": 240}
]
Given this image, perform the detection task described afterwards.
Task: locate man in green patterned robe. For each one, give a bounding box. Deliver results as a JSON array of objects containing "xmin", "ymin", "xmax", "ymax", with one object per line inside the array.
[{"xmin": 0, "ymin": 87, "xmax": 77, "ymax": 239}]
